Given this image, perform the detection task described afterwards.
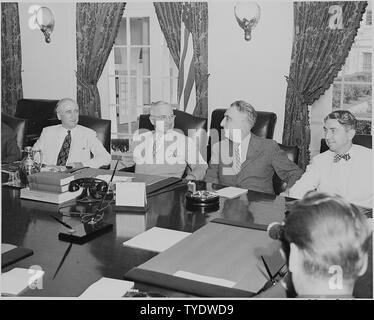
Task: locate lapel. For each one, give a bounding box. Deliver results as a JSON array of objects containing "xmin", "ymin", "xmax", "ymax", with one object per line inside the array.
[{"xmin": 238, "ymin": 134, "xmax": 264, "ymax": 173}]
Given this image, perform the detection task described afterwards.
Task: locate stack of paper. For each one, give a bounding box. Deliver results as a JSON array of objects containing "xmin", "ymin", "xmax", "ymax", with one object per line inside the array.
[
  {"xmin": 214, "ymin": 187, "xmax": 247, "ymax": 199},
  {"xmin": 79, "ymin": 277, "xmax": 134, "ymax": 299},
  {"xmin": 2, "ymin": 268, "xmax": 44, "ymax": 296},
  {"xmin": 123, "ymin": 227, "xmax": 191, "ymax": 253}
]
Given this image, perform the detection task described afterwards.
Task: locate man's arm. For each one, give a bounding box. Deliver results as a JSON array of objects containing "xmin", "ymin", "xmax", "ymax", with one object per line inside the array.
[
  {"xmin": 271, "ymin": 142, "xmax": 304, "ymax": 189},
  {"xmin": 204, "ymin": 142, "xmax": 220, "ymax": 184},
  {"xmin": 82, "ymin": 131, "xmax": 111, "ymax": 168}
]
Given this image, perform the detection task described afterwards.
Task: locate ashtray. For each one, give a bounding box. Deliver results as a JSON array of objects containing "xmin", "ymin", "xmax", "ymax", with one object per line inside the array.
[{"xmin": 185, "ymin": 190, "xmax": 220, "ymax": 213}]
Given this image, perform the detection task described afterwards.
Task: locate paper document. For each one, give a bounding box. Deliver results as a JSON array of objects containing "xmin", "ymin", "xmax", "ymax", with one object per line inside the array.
[
  {"xmin": 1, "ymin": 243, "xmax": 17, "ymax": 254},
  {"xmin": 80, "ymin": 277, "xmax": 134, "ymax": 299},
  {"xmin": 123, "ymin": 227, "xmax": 191, "ymax": 253},
  {"xmin": 116, "ymin": 182, "xmax": 146, "ymax": 207},
  {"xmin": 2, "ymin": 267, "xmax": 44, "ymax": 296},
  {"xmin": 174, "ymin": 270, "xmax": 236, "ymax": 288},
  {"xmin": 214, "ymin": 187, "xmax": 247, "ymax": 199},
  {"xmin": 96, "ymin": 175, "xmax": 134, "ymax": 183}
]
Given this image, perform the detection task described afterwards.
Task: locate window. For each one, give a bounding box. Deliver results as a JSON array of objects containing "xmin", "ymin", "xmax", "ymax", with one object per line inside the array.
[{"xmin": 332, "ymin": 14, "xmax": 372, "ymax": 128}]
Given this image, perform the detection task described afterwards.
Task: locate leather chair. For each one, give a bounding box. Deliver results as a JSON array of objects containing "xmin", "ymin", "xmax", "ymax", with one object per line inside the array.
[
  {"xmin": 208, "ymin": 108, "xmax": 277, "ymax": 163},
  {"xmin": 273, "ymin": 144, "xmax": 300, "ymax": 195},
  {"xmin": 122, "ymin": 109, "xmax": 208, "ymax": 173},
  {"xmin": 15, "ymin": 99, "xmax": 59, "ymax": 145},
  {"xmin": 320, "ymin": 135, "xmax": 372, "ymax": 153},
  {"xmin": 1, "ymin": 112, "xmax": 28, "ymax": 150}
]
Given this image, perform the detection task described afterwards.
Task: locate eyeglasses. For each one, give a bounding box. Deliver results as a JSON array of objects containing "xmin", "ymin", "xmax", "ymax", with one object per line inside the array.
[{"xmin": 149, "ymin": 115, "xmax": 176, "ymax": 121}]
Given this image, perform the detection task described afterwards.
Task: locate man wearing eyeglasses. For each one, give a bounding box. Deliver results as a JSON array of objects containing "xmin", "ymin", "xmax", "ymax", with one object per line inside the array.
[{"xmin": 132, "ymin": 101, "xmax": 207, "ymax": 180}]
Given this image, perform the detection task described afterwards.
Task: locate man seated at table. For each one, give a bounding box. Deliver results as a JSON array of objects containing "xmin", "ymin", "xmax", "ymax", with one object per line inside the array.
[
  {"xmin": 33, "ymin": 98, "xmax": 111, "ymax": 169},
  {"xmin": 287, "ymin": 110, "xmax": 372, "ymax": 208},
  {"xmin": 280, "ymin": 191, "xmax": 371, "ymax": 298},
  {"xmin": 132, "ymin": 101, "xmax": 207, "ymax": 180},
  {"xmin": 1, "ymin": 122, "xmax": 21, "ymax": 163},
  {"xmin": 205, "ymin": 100, "xmax": 303, "ymax": 194}
]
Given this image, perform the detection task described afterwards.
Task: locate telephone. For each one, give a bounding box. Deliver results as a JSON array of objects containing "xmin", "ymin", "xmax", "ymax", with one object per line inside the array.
[{"xmin": 68, "ymin": 178, "xmax": 112, "ymax": 203}]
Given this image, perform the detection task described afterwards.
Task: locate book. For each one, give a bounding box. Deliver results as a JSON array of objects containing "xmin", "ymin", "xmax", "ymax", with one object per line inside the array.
[
  {"xmin": 2, "ymin": 246, "xmax": 34, "ymax": 269},
  {"xmin": 29, "ymin": 182, "xmax": 69, "ymax": 193},
  {"xmin": 27, "ymin": 171, "xmax": 75, "ymax": 186},
  {"xmin": 20, "ymin": 188, "xmax": 82, "ymax": 204}
]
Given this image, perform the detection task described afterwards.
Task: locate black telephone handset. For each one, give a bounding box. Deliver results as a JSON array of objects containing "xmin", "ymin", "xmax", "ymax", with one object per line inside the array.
[{"xmin": 68, "ymin": 178, "xmax": 109, "ymax": 202}]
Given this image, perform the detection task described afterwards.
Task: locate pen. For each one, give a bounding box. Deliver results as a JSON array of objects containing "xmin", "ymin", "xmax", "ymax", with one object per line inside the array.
[
  {"xmin": 50, "ymin": 214, "xmax": 73, "ymax": 230},
  {"xmin": 261, "ymin": 255, "xmax": 276, "ymax": 284}
]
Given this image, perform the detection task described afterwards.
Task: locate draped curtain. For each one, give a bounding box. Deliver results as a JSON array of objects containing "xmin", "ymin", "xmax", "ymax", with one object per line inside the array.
[
  {"xmin": 76, "ymin": 3, "xmax": 126, "ymax": 117},
  {"xmin": 282, "ymin": 1, "xmax": 367, "ymax": 169},
  {"xmin": 154, "ymin": 2, "xmax": 208, "ymax": 118},
  {"xmin": 1, "ymin": 3, "xmax": 23, "ymax": 115}
]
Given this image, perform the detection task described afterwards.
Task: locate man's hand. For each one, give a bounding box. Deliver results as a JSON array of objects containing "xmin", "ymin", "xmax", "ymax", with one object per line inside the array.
[{"xmin": 66, "ymin": 162, "xmax": 84, "ymax": 169}]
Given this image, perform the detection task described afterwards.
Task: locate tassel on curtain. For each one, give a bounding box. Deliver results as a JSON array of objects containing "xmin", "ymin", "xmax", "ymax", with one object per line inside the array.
[
  {"xmin": 76, "ymin": 2, "xmax": 126, "ymax": 118},
  {"xmin": 1, "ymin": 3, "xmax": 23, "ymax": 115},
  {"xmin": 282, "ymin": 1, "xmax": 367, "ymax": 170}
]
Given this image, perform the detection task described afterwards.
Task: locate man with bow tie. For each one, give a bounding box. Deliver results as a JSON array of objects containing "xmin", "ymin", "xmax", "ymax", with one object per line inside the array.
[{"xmin": 288, "ymin": 110, "xmax": 372, "ymax": 208}]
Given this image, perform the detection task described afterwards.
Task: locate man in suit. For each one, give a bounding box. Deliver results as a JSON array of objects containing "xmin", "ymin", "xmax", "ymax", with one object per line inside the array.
[
  {"xmin": 1, "ymin": 122, "xmax": 21, "ymax": 163},
  {"xmin": 33, "ymin": 98, "xmax": 111, "ymax": 169},
  {"xmin": 205, "ymin": 100, "xmax": 303, "ymax": 194},
  {"xmin": 132, "ymin": 101, "xmax": 207, "ymax": 179},
  {"xmin": 288, "ymin": 110, "xmax": 372, "ymax": 208}
]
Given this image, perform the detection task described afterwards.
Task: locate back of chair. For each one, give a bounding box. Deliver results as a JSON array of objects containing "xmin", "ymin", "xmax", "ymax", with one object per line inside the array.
[
  {"xmin": 273, "ymin": 144, "xmax": 299, "ymax": 195},
  {"xmin": 320, "ymin": 135, "xmax": 372, "ymax": 153},
  {"xmin": 15, "ymin": 99, "xmax": 59, "ymax": 142},
  {"xmin": 46, "ymin": 115, "xmax": 111, "ymax": 154},
  {"xmin": 1, "ymin": 112, "xmax": 28, "ymax": 150}
]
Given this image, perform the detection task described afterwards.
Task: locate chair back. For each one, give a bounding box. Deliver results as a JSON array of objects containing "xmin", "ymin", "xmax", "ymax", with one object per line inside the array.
[
  {"xmin": 320, "ymin": 135, "xmax": 372, "ymax": 153},
  {"xmin": 273, "ymin": 144, "xmax": 299, "ymax": 195},
  {"xmin": 1, "ymin": 112, "xmax": 28, "ymax": 150}
]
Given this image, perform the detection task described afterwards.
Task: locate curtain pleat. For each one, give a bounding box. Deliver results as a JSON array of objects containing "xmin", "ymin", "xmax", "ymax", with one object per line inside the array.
[
  {"xmin": 282, "ymin": 1, "xmax": 367, "ymax": 169},
  {"xmin": 76, "ymin": 2, "xmax": 126, "ymax": 118},
  {"xmin": 1, "ymin": 3, "xmax": 23, "ymax": 115}
]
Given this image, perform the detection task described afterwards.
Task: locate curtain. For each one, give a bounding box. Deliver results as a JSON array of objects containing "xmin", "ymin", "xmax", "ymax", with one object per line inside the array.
[
  {"xmin": 76, "ymin": 3, "xmax": 126, "ymax": 118},
  {"xmin": 282, "ymin": 1, "xmax": 367, "ymax": 169},
  {"xmin": 1, "ymin": 3, "xmax": 23, "ymax": 115},
  {"xmin": 183, "ymin": 2, "xmax": 209, "ymax": 119},
  {"xmin": 153, "ymin": 2, "xmax": 182, "ymax": 70}
]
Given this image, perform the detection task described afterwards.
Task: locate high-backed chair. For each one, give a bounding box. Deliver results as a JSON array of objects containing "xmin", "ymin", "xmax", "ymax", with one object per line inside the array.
[
  {"xmin": 1, "ymin": 112, "xmax": 28, "ymax": 150},
  {"xmin": 15, "ymin": 99, "xmax": 59, "ymax": 145},
  {"xmin": 320, "ymin": 135, "xmax": 372, "ymax": 153},
  {"xmin": 273, "ymin": 144, "xmax": 300, "ymax": 195},
  {"xmin": 208, "ymin": 108, "xmax": 277, "ymax": 163}
]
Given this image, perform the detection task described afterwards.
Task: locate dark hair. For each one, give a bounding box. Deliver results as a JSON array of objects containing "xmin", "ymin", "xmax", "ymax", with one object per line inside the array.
[
  {"xmin": 282, "ymin": 191, "xmax": 370, "ymax": 281},
  {"xmin": 324, "ymin": 110, "xmax": 357, "ymax": 131},
  {"xmin": 230, "ymin": 100, "xmax": 257, "ymax": 128}
]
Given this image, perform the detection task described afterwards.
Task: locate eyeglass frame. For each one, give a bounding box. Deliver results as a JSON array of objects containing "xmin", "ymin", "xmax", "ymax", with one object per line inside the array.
[{"xmin": 149, "ymin": 114, "xmax": 176, "ymax": 121}]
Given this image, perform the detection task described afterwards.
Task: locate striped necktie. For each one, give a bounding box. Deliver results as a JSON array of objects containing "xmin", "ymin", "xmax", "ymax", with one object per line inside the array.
[
  {"xmin": 233, "ymin": 142, "xmax": 241, "ymax": 175},
  {"xmin": 56, "ymin": 130, "xmax": 71, "ymax": 166}
]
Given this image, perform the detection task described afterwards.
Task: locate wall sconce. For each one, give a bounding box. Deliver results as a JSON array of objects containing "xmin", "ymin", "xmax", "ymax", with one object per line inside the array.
[
  {"xmin": 234, "ymin": 2, "xmax": 261, "ymax": 41},
  {"xmin": 35, "ymin": 7, "xmax": 55, "ymax": 43}
]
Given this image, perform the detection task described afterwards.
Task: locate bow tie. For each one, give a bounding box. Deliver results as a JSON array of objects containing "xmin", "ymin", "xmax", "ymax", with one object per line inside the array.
[{"xmin": 333, "ymin": 153, "xmax": 351, "ymax": 163}]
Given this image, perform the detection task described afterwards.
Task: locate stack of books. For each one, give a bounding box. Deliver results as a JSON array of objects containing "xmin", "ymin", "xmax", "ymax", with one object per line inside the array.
[{"xmin": 20, "ymin": 171, "xmax": 81, "ymax": 204}]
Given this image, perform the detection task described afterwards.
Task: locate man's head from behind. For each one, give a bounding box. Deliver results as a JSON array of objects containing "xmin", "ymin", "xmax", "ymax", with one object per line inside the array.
[
  {"xmin": 220, "ymin": 100, "xmax": 257, "ymax": 142},
  {"xmin": 56, "ymin": 98, "xmax": 79, "ymax": 130},
  {"xmin": 149, "ymin": 101, "xmax": 175, "ymax": 134},
  {"xmin": 323, "ymin": 110, "xmax": 357, "ymax": 154},
  {"xmin": 282, "ymin": 191, "xmax": 371, "ymax": 297}
]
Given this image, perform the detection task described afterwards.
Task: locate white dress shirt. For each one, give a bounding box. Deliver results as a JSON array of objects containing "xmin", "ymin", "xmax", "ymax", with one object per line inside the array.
[
  {"xmin": 133, "ymin": 129, "xmax": 207, "ymax": 178},
  {"xmin": 288, "ymin": 144, "xmax": 372, "ymax": 208},
  {"xmin": 33, "ymin": 124, "xmax": 111, "ymax": 168}
]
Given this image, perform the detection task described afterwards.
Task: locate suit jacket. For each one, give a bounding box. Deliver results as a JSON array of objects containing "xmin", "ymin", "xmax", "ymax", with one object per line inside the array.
[
  {"xmin": 1, "ymin": 122, "xmax": 21, "ymax": 163},
  {"xmin": 33, "ymin": 124, "xmax": 111, "ymax": 168},
  {"xmin": 205, "ymin": 134, "xmax": 303, "ymax": 194}
]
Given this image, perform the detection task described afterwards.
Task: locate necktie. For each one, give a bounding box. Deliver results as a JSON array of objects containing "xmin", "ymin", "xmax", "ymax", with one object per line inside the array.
[
  {"xmin": 153, "ymin": 133, "xmax": 162, "ymax": 158},
  {"xmin": 333, "ymin": 153, "xmax": 351, "ymax": 163},
  {"xmin": 56, "ymin": 130, "xmax": 71, "ymax": 166},
  {"xmin": 233, "ymin": 142, "xmax": 241, "ymax": 175}
]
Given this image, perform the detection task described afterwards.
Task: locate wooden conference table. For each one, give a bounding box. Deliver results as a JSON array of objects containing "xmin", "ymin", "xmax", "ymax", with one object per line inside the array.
[{"xmin": 1, "ymin": 172, "xmax": 372, "ymax": 298}]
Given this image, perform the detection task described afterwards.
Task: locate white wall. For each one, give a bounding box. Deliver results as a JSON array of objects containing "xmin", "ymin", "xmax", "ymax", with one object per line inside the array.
[
  {"xmin": 19, "ymin": 2, "xmax": 76, "ymax": 100},
  {"xmin": 208, "ymin": 1, "xmax": 293, "ymax": 142}
]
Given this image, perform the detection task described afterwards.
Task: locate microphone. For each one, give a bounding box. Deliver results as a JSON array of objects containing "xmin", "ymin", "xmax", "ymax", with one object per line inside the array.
[{"xmin": 267, "ymin": 221, "xmax": 284, "ymax": 240}]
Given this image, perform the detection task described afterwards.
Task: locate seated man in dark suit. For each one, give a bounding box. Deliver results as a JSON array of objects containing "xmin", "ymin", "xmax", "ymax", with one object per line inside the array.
[
  {"xmin": 205, "ymin": 100, "xmax": 303, "ymax": 194},
  {"xmin": 1, "ymin": 122, "xmax": 21, "ymax": 163}
]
